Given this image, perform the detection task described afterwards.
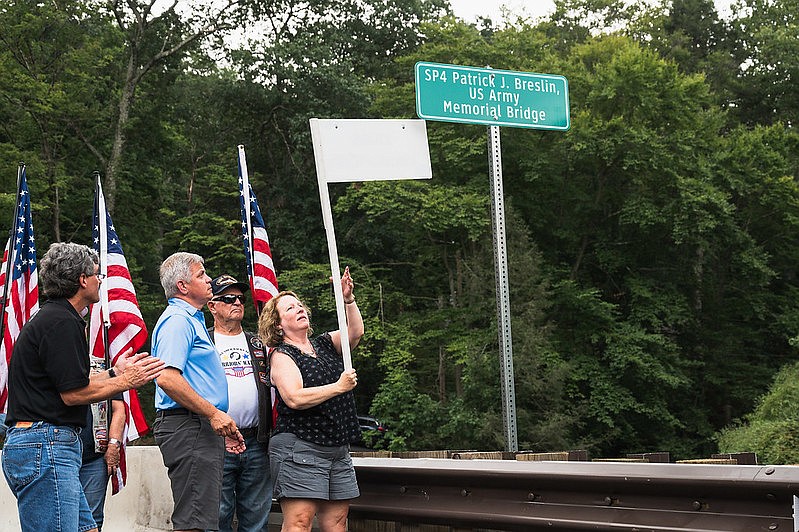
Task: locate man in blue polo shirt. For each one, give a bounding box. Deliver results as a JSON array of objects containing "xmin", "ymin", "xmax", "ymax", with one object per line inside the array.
[{"xmin": 151, "ymin": 252, "xmax": 245, "ymax": 532}]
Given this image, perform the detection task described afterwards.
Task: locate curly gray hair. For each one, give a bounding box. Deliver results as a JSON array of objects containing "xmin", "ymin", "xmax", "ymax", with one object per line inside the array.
[
  {"xmin": 159, "ymin": 252, "xmax": 204, "ymax": 298},
  {"xmin": 39, "ymin": 242, "xmax": 98, "ymax": 299}
]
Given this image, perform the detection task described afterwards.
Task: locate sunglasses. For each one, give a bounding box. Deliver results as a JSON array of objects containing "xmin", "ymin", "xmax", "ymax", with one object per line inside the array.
[{"xmin": 212, "ymin": 294, "xmax": 246, "ymax": 304}]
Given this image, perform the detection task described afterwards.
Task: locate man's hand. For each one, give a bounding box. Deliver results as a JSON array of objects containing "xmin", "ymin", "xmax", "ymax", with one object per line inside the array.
[
  {"xmin": 119, "ymin": 352, "xmax": 165, "ymax": 389},
  {"xmin": 104, "ymin": 443, "xmax": 121, "ymax": 475},
  {"xmin": 112, "ymin": 347, "xmax": 135, "ymax": 374},
  {"xmin": 209, "ymin": 410, "xmax": 238, "ymax": 437},
  {"xmin": 225, "ymin": 431, "xmax": 246, "ymax": 455}
]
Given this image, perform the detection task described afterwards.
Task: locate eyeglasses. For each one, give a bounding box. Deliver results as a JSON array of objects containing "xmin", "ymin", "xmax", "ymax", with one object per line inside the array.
[
  {"xmin": 88, "ymin": 272, "xmax": 106, "ymax": 280},
  {"xmin": 212, "ymin": 294, "xmax": 245, "ymax": 304}
]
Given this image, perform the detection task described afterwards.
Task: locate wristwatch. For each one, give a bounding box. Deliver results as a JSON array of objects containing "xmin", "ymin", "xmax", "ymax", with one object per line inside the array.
[
  {"xmin": 108, "ymin": 367, "xmax": 116, "ymax": 378},
  {"xmin": 108, "ymin": 438, "xmax": 122, "ymax": 448}
]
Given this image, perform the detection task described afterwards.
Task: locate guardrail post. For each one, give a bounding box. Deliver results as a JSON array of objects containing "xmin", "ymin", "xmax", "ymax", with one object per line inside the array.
[{"xmin": 793, "ymin": 495, "xmax": 799, "ymax": 532}]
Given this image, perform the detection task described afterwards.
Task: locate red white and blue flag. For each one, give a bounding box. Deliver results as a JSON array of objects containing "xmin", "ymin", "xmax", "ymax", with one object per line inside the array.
[
  {"xmin": 88, "ymin": 176, "xmax": 149, "ymax": 494},
  {"xmin": 237, "ymin": 145, "xmax": 279, "ymax": 425},
  {"xmin": 238, "ymin": 145, "xmax": 279, "ymax": 312},
  {"xmin": 0, "ymin": 165, "xmax": 39, "ymax": 414}
]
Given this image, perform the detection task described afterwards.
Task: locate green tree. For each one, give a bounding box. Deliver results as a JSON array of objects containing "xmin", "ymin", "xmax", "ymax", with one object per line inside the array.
[
  {"xmin": 628, "ymin": 0, "xmax": 739, "ymax": 109},
  {"xmin": 4, "ymin": 0, "xmax": 799, "ymax": 459},
  {"xmin": 728, "ymin": 0, "xmax": 799, "ymax": 126},
  {"xmin": 98, "ymin": 0, "xmax": 249, "ymax": 213},
  {"xmin": 717, "ymin": 361, "xmax": 799, "ymax": 464},
  {"xmin": 0, "ymin": 1, "xmax": 116, "ymax": 241}
]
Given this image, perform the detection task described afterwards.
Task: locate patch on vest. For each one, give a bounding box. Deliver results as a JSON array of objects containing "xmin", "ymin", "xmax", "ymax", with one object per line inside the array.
[{"xmin": 250, "ymin": 336, "xmax": 264, "ymax": 350}]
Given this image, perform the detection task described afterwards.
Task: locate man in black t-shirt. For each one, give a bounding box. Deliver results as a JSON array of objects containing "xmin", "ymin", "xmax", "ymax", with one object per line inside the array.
[{"xmin": 1, "ymin": 242, "xmax": 165, "ymax": 532}]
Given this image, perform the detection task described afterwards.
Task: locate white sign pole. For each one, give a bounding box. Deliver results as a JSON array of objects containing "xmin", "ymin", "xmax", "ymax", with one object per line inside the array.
[
  {"xmin": 309, "ymin": 119, "xmax": 353, "ymax": 369},
  {"xmin": 309, "ymin": 118, "xmax": 433, "ymax": 371},
  {"xmin": 319, "ymin": 181, "xmax": 352, "ymax": 370}
]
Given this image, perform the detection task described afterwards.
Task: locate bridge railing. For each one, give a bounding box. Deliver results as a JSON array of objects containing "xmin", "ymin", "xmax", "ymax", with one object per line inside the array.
[
  {"xmin": 349, "ymin": 457, "xmax": 799, "ymax": 531},
  {"xmin": 1, "ymin": 447, "xmax": 797, "ymax": 531}
]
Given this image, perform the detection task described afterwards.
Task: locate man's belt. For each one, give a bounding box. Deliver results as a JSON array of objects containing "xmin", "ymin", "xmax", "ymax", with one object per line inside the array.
[
  {"xmin": 156, "ymin": 408, "xmax": 196, "ymax": 417},
  {"xmin": 238, "ymin": 426, "xmax": 258, "ymax": 439}
]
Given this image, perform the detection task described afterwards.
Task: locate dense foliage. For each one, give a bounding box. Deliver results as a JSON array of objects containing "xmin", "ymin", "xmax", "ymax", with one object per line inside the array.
[
  {"xmin": 717, "ymin": 361, "xmax": 799, "ymax": 464},
  {"xmin": 1, "ymin": 0, "xmax": 797, "ymax": 460}
]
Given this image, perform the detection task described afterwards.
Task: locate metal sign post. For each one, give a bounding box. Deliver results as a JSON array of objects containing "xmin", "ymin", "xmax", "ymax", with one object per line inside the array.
[
  {"xmin": 415, "ymin": 61, "xmax": 570, "ymax": 452},
  {"xmin": 488, "ymin": 125, "xmax": 518, "ymax": 452}
]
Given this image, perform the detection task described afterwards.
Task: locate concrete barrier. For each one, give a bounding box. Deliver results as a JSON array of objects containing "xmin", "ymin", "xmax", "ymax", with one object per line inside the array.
[{"xmin": 1, "ymin": 446, "xmax": 174, "ymax": 531}]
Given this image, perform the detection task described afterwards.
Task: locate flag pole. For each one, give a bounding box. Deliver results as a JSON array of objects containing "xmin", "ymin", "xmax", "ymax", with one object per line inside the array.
[
  {"xmin": 94, "ymin": 172, "xmax": 112, "ymax": 365},
  {"xmin": 94, "ymin": 172, "xmax": 113, "ymax": 438},
  {"xmin": 0, "ymin": 163, "xmax": 25, "ymax": 348},
  {"xmin": 237, "ymin": 145, "xmax": 262, "ymax": 316}
]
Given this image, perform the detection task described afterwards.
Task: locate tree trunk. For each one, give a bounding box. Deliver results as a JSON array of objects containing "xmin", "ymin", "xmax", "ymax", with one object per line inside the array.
[
  {"xmin": 438, "ymin": 345, "xmax": 446, "ymax": 403},
  {"xmin": 437, "ymin": 294, "xmax": 446, "ymax": 403},
  {"xmin": 102, "ymin": 1, "xmax": 238, "ymax": 214},
  {"xmin": 105, "ymin": 54, "xmax": 138, "ymax": 215},
  {"xmin": 41, "ymin": 135, "xmax": 60, "ymax": 241},
  {"xmin": 454, "ymin": 249, "xmax": 464, "ymax": 398},
  {"xmin": 693, "ymin": 245, "xmax": 705, "ymax": 312}
]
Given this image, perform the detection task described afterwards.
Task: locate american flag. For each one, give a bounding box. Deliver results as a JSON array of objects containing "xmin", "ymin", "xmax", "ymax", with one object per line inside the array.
[
  {"xmin": 88, "ymin": 177, "xmax": 148, "ymax": 494},
  {"xmin": 238, "ymin": 145, "xmax": 278, "ymax": 312},
  {"xmin": 0, "ymin": 166, "xmax": 39, "ymax": 414},
  {"xmin": 237, "ymin": 145, "xmax": 278, "ymax": 425}
]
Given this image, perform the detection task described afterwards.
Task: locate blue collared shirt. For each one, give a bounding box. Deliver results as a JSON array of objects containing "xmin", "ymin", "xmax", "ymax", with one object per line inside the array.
[{"xmin": 152, "ymin": 297, "xmax": 228, "ymax": 411}]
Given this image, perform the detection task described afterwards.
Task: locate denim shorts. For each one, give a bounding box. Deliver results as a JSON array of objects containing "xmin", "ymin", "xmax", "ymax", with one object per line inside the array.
[
  {"xmin": 1, "ymin": 422, "xmax": 96, "ymax": 532},
  {"xmin": 153, "ymin": 412, "xmax": 224, "ymax": 530},
  {"xmin": 269, "ymin": 432, "xmax": 359, "ymax": 501}
]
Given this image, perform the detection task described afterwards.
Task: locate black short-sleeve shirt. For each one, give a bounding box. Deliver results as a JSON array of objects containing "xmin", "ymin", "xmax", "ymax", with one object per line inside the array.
[
  {"xmin": 6, "ymin": 298, "xmax": 91, "ymax": 427},
  {"xmin": 272, "ymin": 333, "xmax": 360, "ymax": 446}
]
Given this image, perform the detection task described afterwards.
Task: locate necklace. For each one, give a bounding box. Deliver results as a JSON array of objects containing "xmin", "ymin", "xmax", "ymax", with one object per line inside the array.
[{"xmin": 294, "ymin": 343, "xmax": 316, "ymax": 357}]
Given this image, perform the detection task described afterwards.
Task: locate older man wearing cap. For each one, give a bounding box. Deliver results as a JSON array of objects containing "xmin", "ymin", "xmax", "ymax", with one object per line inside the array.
[{"xmin": 207, "ymin": 274, "xmax": 273, "ymax": 532}]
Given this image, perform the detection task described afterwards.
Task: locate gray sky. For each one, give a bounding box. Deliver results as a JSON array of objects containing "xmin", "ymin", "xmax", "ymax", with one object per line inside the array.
[
  {"xmin": 448, "ymin": 0, "xmax": 736, "ymax": 24},
  {"xmin": 448, "ymin": 0, "xmax": 553, "ymax": 23}
]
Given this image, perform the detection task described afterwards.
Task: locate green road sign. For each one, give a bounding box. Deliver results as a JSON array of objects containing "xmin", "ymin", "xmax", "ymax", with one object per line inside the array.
[{"xmin": 415, "ymin": 62, "xmax": 570, "ymax": 130}]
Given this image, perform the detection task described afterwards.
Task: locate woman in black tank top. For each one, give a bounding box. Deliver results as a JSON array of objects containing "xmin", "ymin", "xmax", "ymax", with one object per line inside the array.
[{"xmin": 259, "ymin": 266, "xmax": 363, "ymax": 532}]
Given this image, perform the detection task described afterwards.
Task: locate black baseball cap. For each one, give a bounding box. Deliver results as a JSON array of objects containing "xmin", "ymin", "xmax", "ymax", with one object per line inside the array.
[{"xmin": 210, "ymin": 274, "xmax": 249, "ymax": 296}]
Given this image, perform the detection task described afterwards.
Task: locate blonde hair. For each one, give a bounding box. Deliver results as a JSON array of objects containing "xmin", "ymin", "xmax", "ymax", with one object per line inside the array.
[{"xmin": 259, "ymin": 291, "xmax": 313, "ymax": 347}]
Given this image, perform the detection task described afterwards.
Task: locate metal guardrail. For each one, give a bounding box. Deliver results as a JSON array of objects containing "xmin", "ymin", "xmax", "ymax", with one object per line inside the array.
[{"xmin": 349, "ymin": 458, "xmax": 799, "ymax": 531}]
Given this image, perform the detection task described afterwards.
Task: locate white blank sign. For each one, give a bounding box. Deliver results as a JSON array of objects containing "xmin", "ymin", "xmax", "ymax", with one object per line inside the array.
[{"xmin": 309, "ymin": 118, "xmax": 432, "ymax": 183}]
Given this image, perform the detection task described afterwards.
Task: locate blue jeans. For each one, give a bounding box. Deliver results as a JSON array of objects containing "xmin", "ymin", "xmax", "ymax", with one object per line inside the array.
[
  {"xmin": 80, "ymin": 455, "xmax": 110, "ymax": 530},
  {"xmin": 219, "ymin": 434, "xmax": 272, "ymax": 532},
  {"xmin": 1, "ymin": 422, "xmax": 96, "ymax": 532}
]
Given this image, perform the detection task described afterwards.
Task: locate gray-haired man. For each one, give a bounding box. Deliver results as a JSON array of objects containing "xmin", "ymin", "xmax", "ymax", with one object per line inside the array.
[
  {"xmin": 151, "ymin": 252, "xmax": 245, "ymax": 532},
  {"xmin": 2, "ymin": 242, "xmax": 163, "ymax": 532}
]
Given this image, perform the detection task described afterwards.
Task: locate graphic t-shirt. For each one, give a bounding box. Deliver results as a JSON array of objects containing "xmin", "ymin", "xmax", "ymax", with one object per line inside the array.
[{"xmin": 215, "ymin": 332, "xmax": 259, "ymax": 428}]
